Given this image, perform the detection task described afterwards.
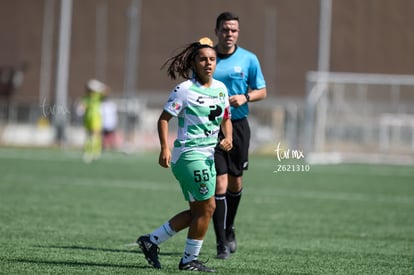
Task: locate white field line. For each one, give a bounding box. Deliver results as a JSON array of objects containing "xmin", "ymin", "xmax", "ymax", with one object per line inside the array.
[
  {"xmin": 3, "ymin": 173, "xmax": 412, "ymax": 205},
  {"xmin": 0, "ymin": 149, "xmax": 148, "ymax": 163},
  {"xmin": 0, "ymin": 149, "xmax": 81, "ymax": 161},
  {"xmin": 253, "ymin": 188, "xmax": 414, "ymax": 205},
  {"xmin": 1, "ymin": 149, "xmax": 413, "ymax": 178},
  {"xmin": 1, "ymin": 149, "xmax": 413, "ymax": 204},
  {"xmin": 1, "ymin": 173, "xmax": 176, "ymax": 192},
  {"xmin": 55, "ymin": 176, "xmax": 177, "ymax": 191}
]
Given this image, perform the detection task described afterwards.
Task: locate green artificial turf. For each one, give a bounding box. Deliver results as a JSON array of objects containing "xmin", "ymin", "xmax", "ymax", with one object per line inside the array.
[{"xmin": 0, "ymin": 147, "xmax": 413, "ymax": 274}]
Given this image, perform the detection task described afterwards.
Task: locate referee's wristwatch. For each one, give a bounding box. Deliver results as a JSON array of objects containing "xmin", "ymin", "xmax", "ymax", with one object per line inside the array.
[{"xmin": 244, "ymin": 93, "xmax": 250, "ymax": 102}]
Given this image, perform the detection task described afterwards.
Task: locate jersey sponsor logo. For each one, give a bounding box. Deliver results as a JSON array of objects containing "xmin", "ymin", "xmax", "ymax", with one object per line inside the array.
[
  {"xmin": 208, "ymin": 105, "xmax": 223, "ymax": 121},
  {"xmin": 196, "ymin": 96, "xmax": 205, "ymax": 104},
  {"xmin": 204, "ymin": 128, "xmax": 219, "ymax": 137},
  {"xmin": 196, "ymin": 95, "xmax": 221, "ymax": 103}
]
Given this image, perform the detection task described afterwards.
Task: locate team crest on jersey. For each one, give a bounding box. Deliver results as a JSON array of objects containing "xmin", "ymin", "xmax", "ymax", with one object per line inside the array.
[
  {"xmin": 199, "ymin": 183, "xmax": 209, "ymax": 195},
  {"xmin": 218, "ymin": 91, "xmax": 226, "ymax": 102},
  {"xmin": 218, "ymin": 91, "xmax": 226, "ymax": 103}
]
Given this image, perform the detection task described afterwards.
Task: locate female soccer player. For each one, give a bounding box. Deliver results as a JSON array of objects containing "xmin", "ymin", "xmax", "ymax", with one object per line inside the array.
[
  {"xmin": 136, "ymin": 37, "xmax": 233, "ymax": 272},
  {"xmin": 79, "ymin": 79, "xmax": 109, "ymax": 163}
]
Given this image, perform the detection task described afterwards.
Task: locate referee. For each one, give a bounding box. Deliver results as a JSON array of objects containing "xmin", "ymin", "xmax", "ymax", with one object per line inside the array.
[{"xmin": 212, "ymin": 11, "xmax": 267, "ymax": 259}]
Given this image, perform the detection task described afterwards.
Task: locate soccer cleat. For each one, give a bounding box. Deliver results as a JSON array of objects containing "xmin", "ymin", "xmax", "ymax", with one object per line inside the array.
[
  {"xmin": 137, "ymin": 235, "xmax": 161, "ymax": 269},
  {"xmin": 226, "ymin": 227, "xmax": 237, "ymax": 253},
  {"xmin": 179, "ymin": 258, "xmax": 216, "ymax": 272},
  {"xmin": 216, "ymin": 242, "xmax": 230, "ymax": 259}
]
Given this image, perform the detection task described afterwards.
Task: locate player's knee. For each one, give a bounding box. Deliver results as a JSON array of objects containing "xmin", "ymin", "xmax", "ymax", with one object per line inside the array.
[
  {"xmin": 228, "ymin": 176, "xmax": 242, "ymax": 192},
  {"xmin": 204, "ymin": 198, "xmax": 216, "ymax": 217},
  {"xmin": 215, "ymin": 174, "xmax": 228, "ymax": 193}
]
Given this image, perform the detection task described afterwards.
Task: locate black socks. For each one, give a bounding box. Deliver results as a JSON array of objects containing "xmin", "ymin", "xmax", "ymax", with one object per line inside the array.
[
  {"xmin": 213, "ymin": 194, "xmax": 227, "ymax": 244},
  {"xmin": 225, "ymin": 189, "xmax": 242, "ymax": 230}
]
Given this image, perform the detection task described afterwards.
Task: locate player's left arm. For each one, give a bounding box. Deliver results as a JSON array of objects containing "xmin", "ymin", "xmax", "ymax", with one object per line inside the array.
[
  {"xmin": 219, "ymin": 107, "xmax": 233, "ymax": 152},
  {"xmin": 219, "ymin": 118, "xmax": 233, "ymax": 152}
]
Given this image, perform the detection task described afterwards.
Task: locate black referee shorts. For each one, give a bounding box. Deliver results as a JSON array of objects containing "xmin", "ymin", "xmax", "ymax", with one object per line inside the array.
[{"xmin": 215, "ymin": 118, "xmax": 250, "ymax": 177}]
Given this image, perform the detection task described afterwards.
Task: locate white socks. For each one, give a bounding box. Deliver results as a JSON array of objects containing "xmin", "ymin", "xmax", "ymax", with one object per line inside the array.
[
  {"xmin": 149, "ymin": 221, "xmax": 176, "ymax": 245},
  {"xmin": 147, "ymin": 221, "xmax": 203, "ymax": 264},
  {"xmin": 182, "ymin": 238, "xmax": 203, "ymax": 264}
]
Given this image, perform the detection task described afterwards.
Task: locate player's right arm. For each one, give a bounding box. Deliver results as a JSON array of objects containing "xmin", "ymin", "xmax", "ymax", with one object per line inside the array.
[{"xmin": 157, "ymin": 110, "xmax": 173, "ymax": 168}]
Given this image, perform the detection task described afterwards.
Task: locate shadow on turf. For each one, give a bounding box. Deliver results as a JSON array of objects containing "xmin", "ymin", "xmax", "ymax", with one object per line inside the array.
[
  {"xmin": 34, "ymin": 244, "xmax": 180, "ymax": 256},
  {"xmin": 10, "ymin": 258, "xmax": 154, "ymax": 270},
  {"xmin": 10, "ymin": 245, "xmax": 181, "ymax": 270}
]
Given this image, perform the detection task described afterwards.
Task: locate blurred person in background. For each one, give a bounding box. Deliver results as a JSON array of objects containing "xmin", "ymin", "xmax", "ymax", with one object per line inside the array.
[
  {"xmin": 101, "ymin": 95, "xmax": 119, "ymax": 151},
  {"xmin": 136, "ymin": 37, "xmax": 232, "ymax": 272},
  {"xmin": 212, "ymin": 11, "xmax": 267, "ymax": 259},
  {"xmin": 77, "ymin": 79, "xmax": 109, "ymax": 163}
]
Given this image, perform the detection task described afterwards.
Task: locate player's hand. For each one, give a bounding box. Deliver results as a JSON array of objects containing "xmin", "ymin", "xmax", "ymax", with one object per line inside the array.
[
  {"xmin": 158, "ymin": 149, "xmax": 171, "ymax": 168},
  {"xmin": 219, "ymin": 138, "xmax": 233, "ymax": 152},
  {"xmin": 229, "ymin": 94, "xmax": 248, "ymax": 107}
]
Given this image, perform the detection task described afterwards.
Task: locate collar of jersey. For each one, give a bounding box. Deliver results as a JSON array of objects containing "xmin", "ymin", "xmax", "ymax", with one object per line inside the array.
[{"xmin": 216, "ymin": 45, "xmax": 238, "ymax": 59}]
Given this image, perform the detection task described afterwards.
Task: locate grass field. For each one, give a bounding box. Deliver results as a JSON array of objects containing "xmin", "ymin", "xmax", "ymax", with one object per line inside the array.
[{"xmin": 0, "ymin": 147, "xmax": 413, "ymax": 274}]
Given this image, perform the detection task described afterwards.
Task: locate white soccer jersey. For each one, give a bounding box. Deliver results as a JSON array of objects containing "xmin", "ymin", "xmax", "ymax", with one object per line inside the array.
[{"xmin": 164, "ymin": 78, "xmax": 230, "ymax": 163}]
